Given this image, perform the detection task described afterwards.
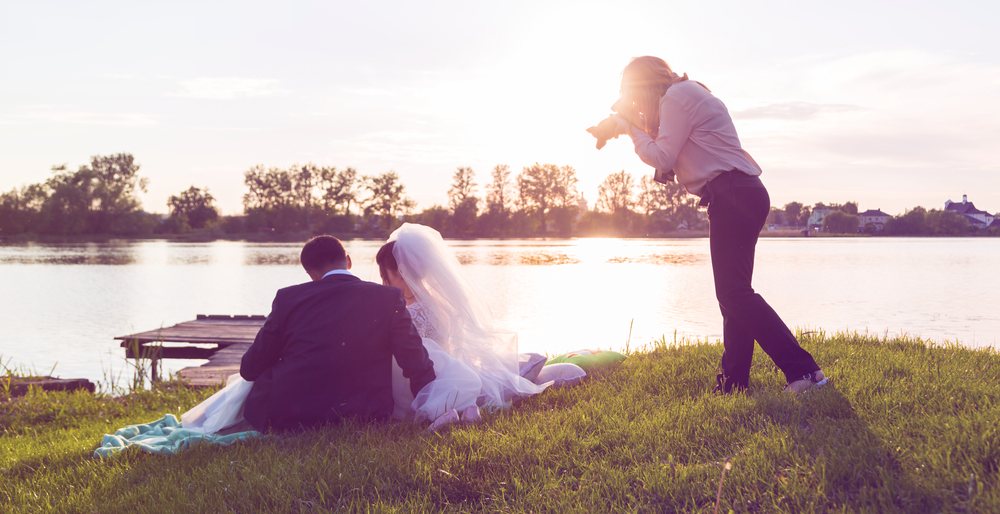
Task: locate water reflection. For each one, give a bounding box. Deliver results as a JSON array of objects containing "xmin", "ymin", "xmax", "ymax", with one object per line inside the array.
[
  {"xmin": 0, "ymin": 244, "xmax": 137, "ymax": 265},
  {"xmin": 244, "ymin": 252, "xmax": 299, "ymax": 266},
  {"xmin": 518, "ymin": 252, "xmax": 580, "ymax": 265},
  {"xmin": 455, "ymin": 252, "xmax": 477, "ymax": 265},
  {"xmin": 608, "ymin": 253, "xmax": 705, "ymax": 265}
]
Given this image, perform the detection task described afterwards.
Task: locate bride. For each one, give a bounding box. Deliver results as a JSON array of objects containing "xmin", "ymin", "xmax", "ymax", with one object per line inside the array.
[
  {"xmin": 376, "ymin": 223, "xmax": 548, "ymax": 427},
  {"xmin": 182, "ymin": 223, "xmax": 546, "ymax": 434}
]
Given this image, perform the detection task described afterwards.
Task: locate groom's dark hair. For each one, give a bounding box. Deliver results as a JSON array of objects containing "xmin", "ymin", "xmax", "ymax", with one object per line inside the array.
[{"xmin": 300, "ymin": 235, "xmax": 348, "ymax": 271}]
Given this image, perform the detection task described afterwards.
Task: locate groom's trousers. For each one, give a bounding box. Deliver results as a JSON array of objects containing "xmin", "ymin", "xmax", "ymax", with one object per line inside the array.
[{"xmin": 704, "ymin": 171, "xmax": 820, "ymax": 392}]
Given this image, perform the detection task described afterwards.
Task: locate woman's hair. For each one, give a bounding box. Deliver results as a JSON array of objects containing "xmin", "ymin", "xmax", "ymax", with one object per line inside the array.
[
  {"xmin": 375, "ymin": 241, "xmax": 398, "ymax": 282},
  {"xmin": 619, "ymin": 56, "xmax": 690, "ymax": 134}
]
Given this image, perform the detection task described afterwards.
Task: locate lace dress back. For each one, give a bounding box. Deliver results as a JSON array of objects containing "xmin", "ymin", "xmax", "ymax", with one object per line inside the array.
[{"xmin": 406, "ymin": 302, "xmax": 443, "ymax": 342}]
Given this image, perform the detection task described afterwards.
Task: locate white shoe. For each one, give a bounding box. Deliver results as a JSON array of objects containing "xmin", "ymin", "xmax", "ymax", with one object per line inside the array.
[
  {"xmin": 459, "ymin": 405, "xmax": 482, "ymax": 424},
  {"xmin": 427, "ymin": 409, "xmax": 460, "ymax": 432},
  {"xmin": 784, "ymin": 370, "xmax": 829, "ymax": 394}
]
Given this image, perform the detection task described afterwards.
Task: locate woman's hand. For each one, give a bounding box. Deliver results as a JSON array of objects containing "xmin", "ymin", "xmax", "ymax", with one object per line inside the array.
[{"xmin": 587, "ymin": 114, "xmax": 632, "ymax": 150}]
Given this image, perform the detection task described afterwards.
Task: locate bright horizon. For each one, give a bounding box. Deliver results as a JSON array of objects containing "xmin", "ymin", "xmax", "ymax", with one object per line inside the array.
[{"xmin": 2, "ymin": 0, "xmax": 998, "ymax": 216}]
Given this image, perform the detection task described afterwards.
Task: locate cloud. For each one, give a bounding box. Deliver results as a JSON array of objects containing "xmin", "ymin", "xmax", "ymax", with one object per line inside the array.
[
  {"xmin": 4, "ymin": 105, "xmax": 156, "ymax": 126},
  {"xmin": 171, "ymin": 77, "xmax": 285, "ymax": 100},
  {"xmin": 734, "ymin": 101, "xmax": 863, "ymax": 120},
  {"xmin": 739, "ymin": 51, "xmax": 1000, "ymax": 169}
]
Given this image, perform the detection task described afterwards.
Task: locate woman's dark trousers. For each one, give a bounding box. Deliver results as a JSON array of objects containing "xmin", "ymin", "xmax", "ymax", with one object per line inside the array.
[{"xmin": 706, "ymin": 171, "xmax": 820, "ymax": 392}]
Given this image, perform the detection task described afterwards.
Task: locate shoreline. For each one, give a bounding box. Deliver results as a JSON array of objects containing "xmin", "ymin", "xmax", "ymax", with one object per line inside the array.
[{"xmin": 3, "ymin": 230, "xmax": 998, "ymax": 245}]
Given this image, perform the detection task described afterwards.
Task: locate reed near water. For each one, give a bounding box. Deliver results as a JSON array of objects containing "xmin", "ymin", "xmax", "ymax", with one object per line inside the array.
[{"xmin": 1, "ymin": 331, "xmax": 997, "ymax": 512}]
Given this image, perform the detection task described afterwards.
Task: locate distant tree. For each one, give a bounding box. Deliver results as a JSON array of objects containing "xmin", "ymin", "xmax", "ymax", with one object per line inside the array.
[
  {"xmin": 85, "ymin": 153, "xmax": 148, "ymax": 233},
  {"xmin": 411, "ymin": 205, "xmax": 450, "ymax": 232},
  {"xmin": 842, "ymin": 201, "xmax": 859, "ymax": 215},
  {"xmin": 0, "ymin": 186, "xmax": 44, "ymax": 235},
  {"xmin": 40, "ymin": 165, "xmax": 93, "ymax": 234},
  {"xmin": 783, "ymin": 202, "xmax": 804, "ymax": 226},
  {"xmin": 448, "ymin": 167, "xmax": 478, "ymax": 211},
  {"xmin": 798, "ymin": 206, "xmax": 812, "ymax": 227},
  {"xmin": 243, "ymin": 165, "xmax": 294, "ymax": 211},
  {"xmin": 885, "ymin": 207, "xmax": 928, "ymax": 235},
  {"xmin": 479, "ymin": 165, "xmax": 514, "ymax": 237},
  {"xmin": 242, "ymin": 165, "xmax": 316, "ymax": 232},
  {"xmin": 31, "ymin": 154, "xmax": 148, "ymax": 235},
  {"xmin": 767, "ymin": 207, "xmax": 786, "ymax": 226},
  {"xmin": 447, "ymin": 167, "xmax": 479, "ymax": 237},
  {"xmin": 636, "ymin": 176, "xmax": 702, "ymax": 232},
  {"xmin": 318, "ymin": 166, "xmax": 359, "ymax": 215},
  {"xmin": 925, "ymin": 209, "xmax": 970, "ymax": 235},
  {"xmin": 596, "ymin": 170, "xmax": 636, "ymax": 215},
  {"xmin": 167, "ymin": 186, "xmax": 219, "ymax": 231},
  {"xmin": 363, "ymin": 171, "xmax": 415, "ymax": 230},
  {"xmin": 517, "ymin": 163, "xmax": 578, "ymax": 233},
  {"xmin": 636, "ymin": 175, "xmax": 676, "ymax": 215},
  {"xmin": 291, "ymin": 164, "xmax": 319, "ymax": 211},
  {"xmin": 822, "ymin": 211, "xmax": 860, "ymax": 233},
  {"xmin": 485, "ymin": 165, "xmax": 513, "ymax": 214}
]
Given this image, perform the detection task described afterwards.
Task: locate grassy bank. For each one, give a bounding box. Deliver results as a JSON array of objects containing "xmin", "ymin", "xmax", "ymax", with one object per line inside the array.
[{"xmin": 2, "ymin": 332, "xmax": 997, "ymax": 512}]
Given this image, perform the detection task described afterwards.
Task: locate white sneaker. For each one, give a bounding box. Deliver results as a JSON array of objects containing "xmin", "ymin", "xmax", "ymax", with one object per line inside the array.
[
  {"xmin": 784, "ymin": 370, "xmax": 829, "ymax": 394},
  {"xmin": 427, "ymin": 409, "xmax": 460, "ymax": 432}
]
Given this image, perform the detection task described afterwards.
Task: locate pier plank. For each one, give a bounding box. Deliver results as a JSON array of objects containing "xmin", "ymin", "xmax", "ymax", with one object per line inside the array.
[{"xmin": 116, "ymin": 315, "xmax": 264, "ymax": 387}]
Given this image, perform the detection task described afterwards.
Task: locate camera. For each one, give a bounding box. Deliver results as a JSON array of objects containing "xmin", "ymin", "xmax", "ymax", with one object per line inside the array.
[{"xmin": 586, "ymin": 115, "xmax": 623, "ymax": 150}]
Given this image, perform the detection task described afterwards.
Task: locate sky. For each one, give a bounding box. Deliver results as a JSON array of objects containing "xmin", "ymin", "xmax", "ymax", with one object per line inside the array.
[{"xmin": 1, "ymin": 0, "xmax": 998, "ymax": 216}]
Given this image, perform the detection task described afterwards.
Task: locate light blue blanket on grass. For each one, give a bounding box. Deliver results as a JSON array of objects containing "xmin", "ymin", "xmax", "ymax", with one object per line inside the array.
[{"xmin": 94, "ymin": 414, "xmax": 260, "ymax": 458}]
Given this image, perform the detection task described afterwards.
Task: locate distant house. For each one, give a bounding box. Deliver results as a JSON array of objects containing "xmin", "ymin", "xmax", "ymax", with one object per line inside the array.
[
  {"xmin": 807, "ymin": 207, "xmax": 837, "ymax": 231},
  {"xmin": 858, "ymin": 209, "xmax": 892, "ymax": 232},
  {"xmin": 945, "ymin": 195, "xmax": 995, "ymax": 228}
]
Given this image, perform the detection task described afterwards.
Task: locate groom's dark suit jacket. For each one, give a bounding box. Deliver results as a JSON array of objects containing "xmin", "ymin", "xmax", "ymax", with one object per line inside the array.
[{"xmin": 240, "ymin": 273, "xmax": 435, "ymax": 431}]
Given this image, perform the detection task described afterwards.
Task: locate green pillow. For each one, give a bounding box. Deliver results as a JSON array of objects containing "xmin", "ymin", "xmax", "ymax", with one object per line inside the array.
[{"xmin": 546, "ymin": 350, "xmax": 626, "ymax": 372}]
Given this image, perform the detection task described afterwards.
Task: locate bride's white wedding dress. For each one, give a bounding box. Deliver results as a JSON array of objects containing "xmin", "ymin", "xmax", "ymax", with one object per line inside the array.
[
  {"xmin": 387, "ymin": 223, "xmax": 548, "ymax": 416},
  {"xmin": 391, "ymin": 301, "xmax": 481, "ymax": 421},
  {"xmin": 181, "ymin": 373, "xmax": 252, "ymax": 433}
]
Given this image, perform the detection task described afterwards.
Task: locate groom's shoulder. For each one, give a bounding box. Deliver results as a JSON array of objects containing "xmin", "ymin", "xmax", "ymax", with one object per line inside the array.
[{"xmin": 274, "ymin": 278, "xmax": 402, "ymax": 302}]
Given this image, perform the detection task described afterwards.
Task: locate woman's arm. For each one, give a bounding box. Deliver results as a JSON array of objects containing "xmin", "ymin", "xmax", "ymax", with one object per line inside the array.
[{"xmin": 626, "ymin": 95, "xmax": 693, "ymax": 175}]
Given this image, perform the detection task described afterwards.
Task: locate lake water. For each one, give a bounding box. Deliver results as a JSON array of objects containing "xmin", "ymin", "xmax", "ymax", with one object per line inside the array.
[{"xmin": 1, "ymin": 238, "xmax": 998, "ymax": 386}]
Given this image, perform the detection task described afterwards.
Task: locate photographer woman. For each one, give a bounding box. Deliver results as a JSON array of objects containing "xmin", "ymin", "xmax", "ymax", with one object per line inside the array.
[{"xmin": 602, "ymin": 56, "xmax": 825, "ymax": 393}]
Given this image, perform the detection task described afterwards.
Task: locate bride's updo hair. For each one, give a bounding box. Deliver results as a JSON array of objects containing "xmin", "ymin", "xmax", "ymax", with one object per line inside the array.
[{"xmin": 375, "ymin": 241, "xmax": 398, "ymax": 282}]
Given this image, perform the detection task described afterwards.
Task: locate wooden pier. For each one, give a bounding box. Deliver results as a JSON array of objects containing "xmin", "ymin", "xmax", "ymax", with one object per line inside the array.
[{"xmin": 116, "ymin": 315, "xmax": 264, "ymax": 387}]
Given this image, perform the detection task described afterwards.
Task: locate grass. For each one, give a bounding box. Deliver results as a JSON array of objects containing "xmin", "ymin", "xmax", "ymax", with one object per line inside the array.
[{"xmin": 1, "ymin": 331, "xmax": 998, "ymax": 513}]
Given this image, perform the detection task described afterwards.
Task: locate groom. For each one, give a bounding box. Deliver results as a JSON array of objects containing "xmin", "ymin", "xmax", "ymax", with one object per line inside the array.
[{"xmin": 240, "ymin": 235, "xmax": 436, "ymax": 432}]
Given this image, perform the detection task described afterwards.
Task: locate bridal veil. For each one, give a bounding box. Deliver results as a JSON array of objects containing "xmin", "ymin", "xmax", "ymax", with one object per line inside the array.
[{"xmin": 389, "ymin": 223, "xmax": 547, "ymax": 409}]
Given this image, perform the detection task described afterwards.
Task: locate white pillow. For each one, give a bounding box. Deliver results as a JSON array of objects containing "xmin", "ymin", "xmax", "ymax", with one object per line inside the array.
[
  {"xmin": 518, "ymin": 353, "xmax": 547, "ymax": 382},
  {"xmin": 535, "ymin": 363, "xmax": 587, "ymax": 387}
]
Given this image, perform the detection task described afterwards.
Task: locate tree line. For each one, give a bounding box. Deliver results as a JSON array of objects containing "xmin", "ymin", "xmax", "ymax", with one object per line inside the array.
[
  {"xmin": 1, "ymin": 152, "xmax": 995, "ymax": 239},
  {"xmin": 0, "ymin": 153, "xmax": 703, "ymax": 239},
  {"xmin": 232, "ymin": 161, "xmax": 704, "ymax": 237},
  {"xmin": 766, "ymin": 201, "xmax": 988, "ymax": 235}
]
